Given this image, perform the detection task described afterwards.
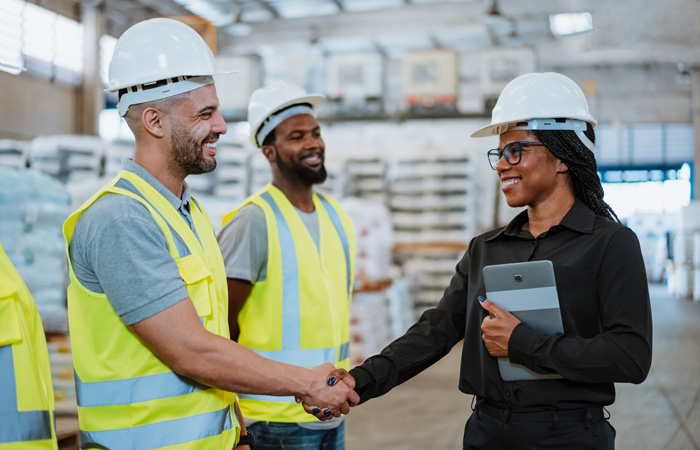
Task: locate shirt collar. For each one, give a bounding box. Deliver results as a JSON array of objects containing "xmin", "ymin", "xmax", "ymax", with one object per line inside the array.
[
  {"xmin": 486, "ymin": 199, "xmax": 596, "ymax": 241},
  {"xmin": 122, "ymin": 158, "xmax": 192, "ymax": 211}
]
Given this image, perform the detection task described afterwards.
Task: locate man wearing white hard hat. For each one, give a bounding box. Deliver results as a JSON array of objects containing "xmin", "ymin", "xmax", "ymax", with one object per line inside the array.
[
  {"xmin": 63, "ymin": 20, "xmax": 357, "ymax": 450},
  {"xmin": 326, "ymin": 72, "xmax": 652, "ymax": 449},
  {"xmin": 217, "ymin": 81, "xmax": 356, "ymax": 449}
]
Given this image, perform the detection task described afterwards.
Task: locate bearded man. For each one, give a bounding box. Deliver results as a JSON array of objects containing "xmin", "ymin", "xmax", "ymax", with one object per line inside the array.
[
  {"xmin": 64, "ymin": 21, "xmax": 357, "ymax": 450},
  {"xmin": 217, "ymin": 82, "xmax": 356, "ymax": 450}
]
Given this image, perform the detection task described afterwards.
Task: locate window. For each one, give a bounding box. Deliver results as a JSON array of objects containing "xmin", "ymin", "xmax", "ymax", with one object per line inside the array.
[
  {"xmin": 0, "ymin": 0, "xmax": 23, "ymax": 74},
  {"xmin": 100, "ymin": 34, "xmax": 117, "ymax": 86},
  {"xmin": 0, "ymin": 0, "xmax": 83, "ymax": 84}
]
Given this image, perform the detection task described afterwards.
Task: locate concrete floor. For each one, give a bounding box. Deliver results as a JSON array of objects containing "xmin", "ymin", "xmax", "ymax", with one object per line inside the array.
[{"xmin": 345, "ymin": 283, "xmax": 700, "ymax": 450}]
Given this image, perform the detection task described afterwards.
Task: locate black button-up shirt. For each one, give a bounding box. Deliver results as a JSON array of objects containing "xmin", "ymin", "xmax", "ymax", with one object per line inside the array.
[{"xmin": 350, "ymin": 200, "xmax": 653, "ymax": 410}]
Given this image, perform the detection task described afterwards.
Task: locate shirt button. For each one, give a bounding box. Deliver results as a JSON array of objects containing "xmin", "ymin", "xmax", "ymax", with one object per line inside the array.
[
  {"xmin": 506, "ymin": 392, "xmax": 511, "ymax": 397},
  {"xmin": 504, "ymin": 409, "xmax": 510, "ymax": 416}
]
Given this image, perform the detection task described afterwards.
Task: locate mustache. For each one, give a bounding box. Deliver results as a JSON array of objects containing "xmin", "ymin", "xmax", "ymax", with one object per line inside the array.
[
  {"xmin": 202, "ymin": 133, "xmax": 220, "ymax": 143},
  {"xmin": 299, "ymin": 148, "xmax": 323, "ymax": 159}
]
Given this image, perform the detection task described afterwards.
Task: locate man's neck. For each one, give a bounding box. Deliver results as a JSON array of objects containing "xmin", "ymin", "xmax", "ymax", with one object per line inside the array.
[
  {"xmin": 133, "ymin": 146, "xmax": 185, "ymax": 198},
  {"xmin": 272, "ymin": 177, "xmax": 315, "ymax": 213}
]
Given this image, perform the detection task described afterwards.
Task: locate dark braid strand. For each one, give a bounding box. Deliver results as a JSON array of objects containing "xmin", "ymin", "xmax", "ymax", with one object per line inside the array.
[{"xmin": 533, "ymin": 124, "xmax": 619, "ymax": 222}]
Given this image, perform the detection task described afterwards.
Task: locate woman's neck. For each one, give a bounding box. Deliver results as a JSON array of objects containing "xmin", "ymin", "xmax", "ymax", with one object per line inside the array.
[{"xmin": 525, "ymin": 194, "xmax": 575, "ymax": 237}]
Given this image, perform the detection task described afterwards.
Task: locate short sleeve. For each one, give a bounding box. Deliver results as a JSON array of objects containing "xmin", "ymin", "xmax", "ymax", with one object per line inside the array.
[
  {"xmin": 70, "ymin": 195, "xmax": 190, "ymax": 325},
  {"xmin": 217, "ymin": 204, "xmax": 268, "ymax": 283}
]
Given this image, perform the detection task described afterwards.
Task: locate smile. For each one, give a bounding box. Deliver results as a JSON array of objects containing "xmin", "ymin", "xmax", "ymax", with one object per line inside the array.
[
  {"xmin": 502, "ymin": 178, "xmax": 520, "ymax": 187},
  {"xmin": 204, "ymin": 142, "xmax": 217, "ymax": 149}
]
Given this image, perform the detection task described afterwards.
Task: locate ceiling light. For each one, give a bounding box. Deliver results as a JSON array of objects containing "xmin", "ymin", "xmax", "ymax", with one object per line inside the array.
[
  {"xmin": 549, "ymin": 12, "xmax": 593, "ymax": 36},
  {"xmin": 226, "ymin": 22, "xmax": 253, "ymax": 36}
]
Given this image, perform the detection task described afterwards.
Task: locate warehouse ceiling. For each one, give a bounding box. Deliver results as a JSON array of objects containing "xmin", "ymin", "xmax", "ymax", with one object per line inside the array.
[{"xmin": 95, "ymin": 0, "xmax": 699, "ymax": 66}]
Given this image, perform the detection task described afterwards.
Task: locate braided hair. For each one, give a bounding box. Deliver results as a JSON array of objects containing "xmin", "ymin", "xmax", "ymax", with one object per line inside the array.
[{"xmin": 533, "ymin": 124, "xmax": 619, "ymax": 222}]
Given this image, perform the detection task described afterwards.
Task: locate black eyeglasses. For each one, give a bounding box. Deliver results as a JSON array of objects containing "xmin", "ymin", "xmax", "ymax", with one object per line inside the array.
[{"xmin": 487, "ymin": 141, "xmax": 545, "ymax": 170}]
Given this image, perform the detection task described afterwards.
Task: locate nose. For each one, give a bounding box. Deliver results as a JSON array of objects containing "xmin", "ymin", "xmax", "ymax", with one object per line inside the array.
[
  {"xmin": 304, "ymin": 133, "xmax": 323, "ymax": 149},
  {"xmin": 212, "ymin": 110, "xmax": 227, "ymax": 135},
  {"xmin": 495, "ymin": 152, "xmax": 511, "ymax": 172}
]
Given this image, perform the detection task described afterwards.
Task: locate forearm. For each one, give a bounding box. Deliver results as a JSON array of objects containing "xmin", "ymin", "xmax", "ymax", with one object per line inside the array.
[
  {"xmin": 351, "ymin": 305, "xmax": 465, "ymax": 403},
  {"xmin": 509, "ymin": 228, "xmax": 653, "ymax": 384},
  {"xmin": 352, "ymin": 257, "xmax": 469, "ymax": 403},
  {"xmin": 175, "ymin": 329, "xmax": 312, "ymax": 397},
  {"xmin": 509, "ymin": 321, "xmax": 652, "ymax": 384}
]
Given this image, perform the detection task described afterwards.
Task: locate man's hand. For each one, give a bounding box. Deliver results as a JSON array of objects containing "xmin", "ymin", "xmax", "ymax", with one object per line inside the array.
[
  {"xmin": 298, "ymin": 367, "xmax": 358, "ymax": 421},
  {"xmin": 479, "ymin": 297, "xmax": 521, "ymax": 358},
  {"xmin": 296, "ymin": 363, "xmax": 359, "ymax": 421}
]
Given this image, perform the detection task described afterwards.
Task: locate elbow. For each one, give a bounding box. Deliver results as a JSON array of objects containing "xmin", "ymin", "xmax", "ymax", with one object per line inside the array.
[
  {"xmin": 166, "ymin": 347, "xmax": 207, "ymax": 380},
  {"xmin": 168, "ymin": 354, "xmax": 195, "ymax": 379},
  {"xmin": 630, "ymin": 356, "xmax": 652, "ymax": 384},
  {"xmin": 621, "ymin": 348, "xmax": 652, "ymax": 385}
]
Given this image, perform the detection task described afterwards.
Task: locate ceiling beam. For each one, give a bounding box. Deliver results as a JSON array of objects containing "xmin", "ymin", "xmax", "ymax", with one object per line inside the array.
[
  {"xmin": 254, "ymin": 0, "xmax": 279, "ymax": 18},
  {"xmin": 219, "ymin": 1, "xmax": 594, "ymax": 55},
  {"xmin": 330, "ymin": 0, "xmax": 344, "ymax": 12}
]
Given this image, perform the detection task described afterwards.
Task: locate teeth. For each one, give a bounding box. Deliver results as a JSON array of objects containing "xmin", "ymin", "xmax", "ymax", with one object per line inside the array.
[
  {"xmin": 204, "ymin": 142, "xmax": 217, "ymax": 148},
  {"xmin": 502, "ymin": 178, "xmax": 520, "ymax": 187}
]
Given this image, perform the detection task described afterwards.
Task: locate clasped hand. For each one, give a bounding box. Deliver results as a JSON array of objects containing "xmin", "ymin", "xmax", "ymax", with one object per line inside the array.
[
  {"xmin": 297, "ymin": 363, "xmax": 358, "ymax": 421},
  {"xmin": 479, "ymin": 297, "xmax": 521, "ymax": 358}
]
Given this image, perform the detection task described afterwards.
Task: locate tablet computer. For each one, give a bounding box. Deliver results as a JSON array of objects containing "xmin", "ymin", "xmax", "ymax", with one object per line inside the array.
[{"xmin": 482, "ymin": 260, "xmax": 564, "ymax": 381}]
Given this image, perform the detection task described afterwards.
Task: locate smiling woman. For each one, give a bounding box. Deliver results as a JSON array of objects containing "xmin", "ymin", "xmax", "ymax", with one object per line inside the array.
[{"xmin": 342, "ymin": 72, "xmax": 652, "ymax": 450}]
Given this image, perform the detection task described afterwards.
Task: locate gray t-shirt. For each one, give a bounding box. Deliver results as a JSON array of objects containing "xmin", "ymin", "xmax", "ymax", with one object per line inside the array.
[
  {"xmin": 217, "ymin": 200, "xmax": 343, "ymax": 430},
  {"xmin": 217, "ymin": 203, "xmax": 320, "ymax": 283},
  {"xmin": 69, "ymin": 159, "xmax": 200, "ymax": 325}
]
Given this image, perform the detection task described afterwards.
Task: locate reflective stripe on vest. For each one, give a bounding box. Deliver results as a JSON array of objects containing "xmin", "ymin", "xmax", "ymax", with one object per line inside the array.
[
  {"xmin": 79, "ymin": 406, "xmax": 233, "ymax": 449},
  {"xmin": 236, "ymin": 192, "xmax": 350, "ymax": 403},
  {"xmin": 0, "ymin": 345, "xmax": 53, "ymax": 443},
  {"xmin": 260, "ymin": 192, "xmax": 300, "ymax": 350},
  {"xmin": 74, "ymin": 370, "xmax": 210, "ymax": 407},
  {"xmin": 317, "ymin": 195, "xmax": 352, "ymax": 296}
]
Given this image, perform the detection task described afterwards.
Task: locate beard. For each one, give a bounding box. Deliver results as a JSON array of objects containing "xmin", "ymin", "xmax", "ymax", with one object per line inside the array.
[
  {"xmin": 169, "ymin": 126, "xmax": 218, "ymax": 176},
  {"xmin": 275, "ymin": 147, "xmax": 327, "ymax": 186}
]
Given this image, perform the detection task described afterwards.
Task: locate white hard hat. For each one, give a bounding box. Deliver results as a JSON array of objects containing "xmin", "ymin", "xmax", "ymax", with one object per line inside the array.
[
  {"xmin": 248, "ymin": 81, "xmax": 325, "ymax": 147},
  {"xmin": 106, "ymin": 18, "xmax": 237, "ymax": 116},
  {"xmin": 471, "ymin": 72, "xmax": 597, "ymax": 151}
]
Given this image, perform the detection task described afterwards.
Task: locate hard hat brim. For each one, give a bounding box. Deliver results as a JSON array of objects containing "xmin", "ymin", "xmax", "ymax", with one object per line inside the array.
[
  {"xmin": 264, "ymin": 94, "xmax": 326, "ymax": 119},
  {"xmin": 470, "ymin": 122, "xmax": 505, "ymax": 138},
  {"xmin": 104, "ymin": 69, "xmax": 240, "ymax": 93},
  {"xmin": 471, "ymin": 115, "xmax": 597, "ymax": 139},
  {"xmin": 250, "ymin": 93, "xmax": 326, "ymax": 147}
]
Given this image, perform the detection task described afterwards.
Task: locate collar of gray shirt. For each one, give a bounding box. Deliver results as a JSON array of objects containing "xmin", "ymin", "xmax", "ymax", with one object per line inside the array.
[{"xmin": 122, "ymin": 158, "xmax": 192, "ymax": 214}]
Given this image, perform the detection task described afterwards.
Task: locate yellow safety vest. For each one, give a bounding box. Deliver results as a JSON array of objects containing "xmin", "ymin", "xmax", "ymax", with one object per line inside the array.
[
  {"xmin": 222, "ymin": 184, "xmax": 355, "ymax": 423},
  {"xmin": 63, "ymin": 170, "xmax": 239, "ymax": 450},
  {"xmin": 0, "ymin": 241, "xmax": 58, "ymax": 450}
]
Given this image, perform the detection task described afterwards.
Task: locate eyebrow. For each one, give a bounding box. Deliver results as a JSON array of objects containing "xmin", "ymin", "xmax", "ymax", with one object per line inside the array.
[
  {"xmin": 288, "ymin": 126, "xmax": 320, "ymax": 135},
  {"xmin": 197, "ymin": 105, "xmax": 217, "ymax": 115}
]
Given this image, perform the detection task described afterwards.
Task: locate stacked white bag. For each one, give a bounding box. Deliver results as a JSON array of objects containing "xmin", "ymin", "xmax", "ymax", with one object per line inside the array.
[
  {"xmin": 340, "ymin": 197, "xmax": 415, "ymax": 364},
  {"xmin": 0, "ymin": 167, "xmax": 71, "ymax": 332}
]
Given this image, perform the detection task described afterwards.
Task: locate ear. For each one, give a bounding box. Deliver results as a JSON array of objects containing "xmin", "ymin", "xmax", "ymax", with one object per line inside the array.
[
  {"xmin": 261, "ymin": 144, "xmax": 276, "ymax": 163},
  {"xmin": 557, "ymin": 159, "xmax": 570, "ymax": 174},
  {"xmin": 141, "ymin": 107, "xmax": 165, "ymax": 138}
]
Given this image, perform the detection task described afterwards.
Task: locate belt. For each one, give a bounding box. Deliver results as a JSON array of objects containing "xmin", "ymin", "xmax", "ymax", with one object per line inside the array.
[{"xmin": 476, "ymin": 399, "xmax": 604, "ymax": 425}]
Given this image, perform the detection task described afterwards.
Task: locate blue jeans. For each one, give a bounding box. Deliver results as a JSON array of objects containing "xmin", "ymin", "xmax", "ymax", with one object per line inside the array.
[{"xmin": 247, "ymin": 421, "xmax": 345, "ymax": 450}]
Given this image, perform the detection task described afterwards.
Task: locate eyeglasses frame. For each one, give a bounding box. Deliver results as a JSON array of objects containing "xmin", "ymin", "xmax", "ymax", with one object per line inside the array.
[{"xmin": 487, "ymin": 141, "xmax": 545, "ymax": 170}]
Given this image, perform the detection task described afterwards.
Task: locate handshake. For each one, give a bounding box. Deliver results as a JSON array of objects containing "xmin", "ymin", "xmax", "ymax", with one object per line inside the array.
[{"xmin": 296, "ymin": 363, "xmax": 359, "ymax": 421}]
